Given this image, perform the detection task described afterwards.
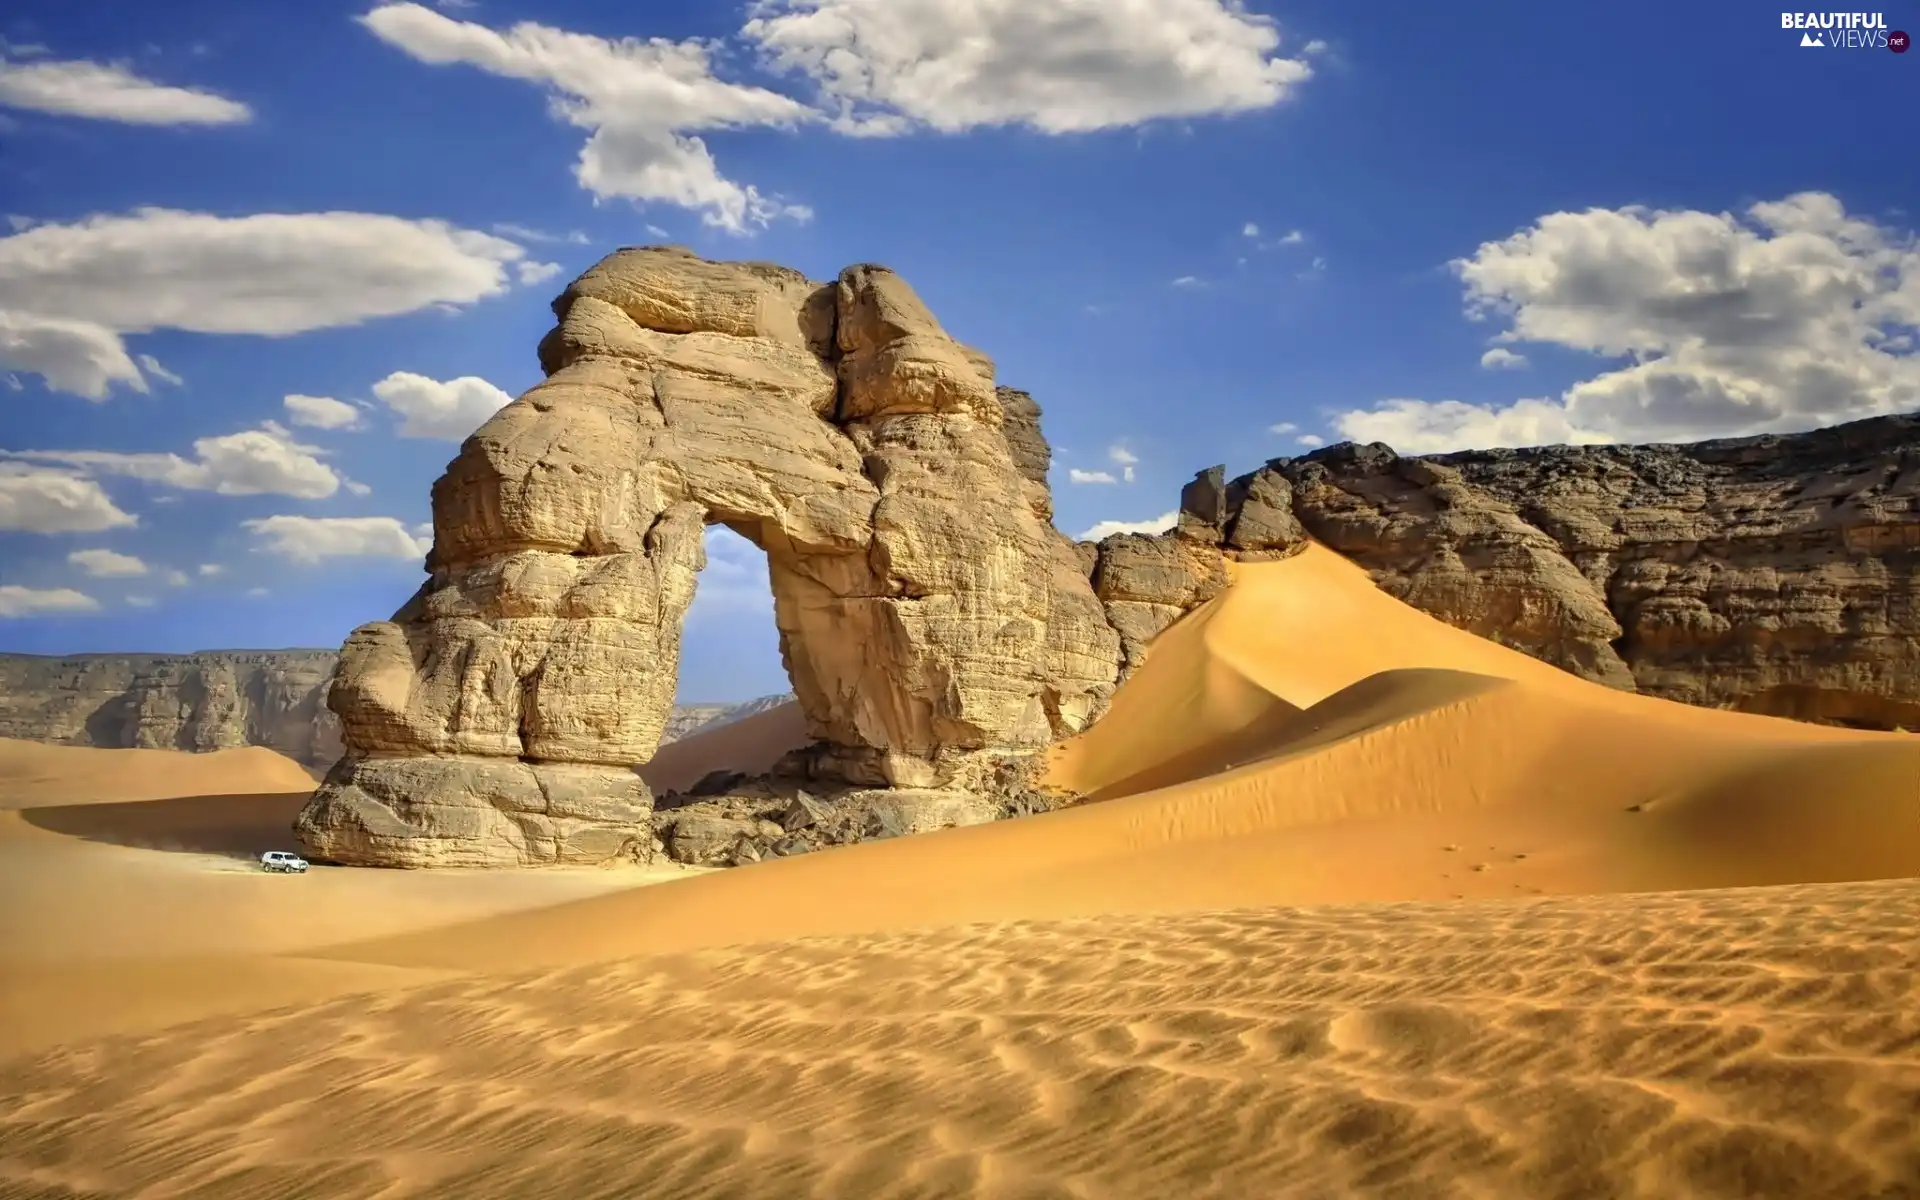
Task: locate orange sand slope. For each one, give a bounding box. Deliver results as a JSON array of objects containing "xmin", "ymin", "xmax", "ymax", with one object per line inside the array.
[
  {"xmin": 0, "ymin": 738, "xmax": 317, "ymax": 808},
  {"xmin": 12, "ymin": 881, "xmax": 1920, "ymax": 1200},
  {"xmin": 0, "ymin": 742, "xmax": 693, "ymax": 1053},
  {"xmin": 327, "ymin": 545, "xmax": 1920, "ymax": 974}
]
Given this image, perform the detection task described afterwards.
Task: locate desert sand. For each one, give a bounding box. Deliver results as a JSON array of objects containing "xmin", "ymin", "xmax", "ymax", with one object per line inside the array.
[{"xmin": 3, "ymin": 546, "xmax": 1918, "ymax": 1198}]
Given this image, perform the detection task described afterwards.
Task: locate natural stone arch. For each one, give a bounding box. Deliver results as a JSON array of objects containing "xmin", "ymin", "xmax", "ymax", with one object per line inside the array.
[{"xmin": 295, "ymin": 247, "xmax": 1125, "ymax": 867}]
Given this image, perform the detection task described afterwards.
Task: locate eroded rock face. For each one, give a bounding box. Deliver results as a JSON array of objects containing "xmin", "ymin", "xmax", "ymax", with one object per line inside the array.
[
  {"xmin": 0, "ymin": 651, "xmax": 343, "ymax": 776},
  {"xmin": 1275, "ymin": 425, "xmax": 1920, "ymax": 727},
  {"xmin": 296, "ymin": 247, "xmax": 1122, "ymax": 867}
]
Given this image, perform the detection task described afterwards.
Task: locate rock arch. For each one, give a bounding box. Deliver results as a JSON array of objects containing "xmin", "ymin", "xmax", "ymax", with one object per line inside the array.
[{"xmin": 295, "ymin": 248, "xmax": 1127, "ymax": 867}]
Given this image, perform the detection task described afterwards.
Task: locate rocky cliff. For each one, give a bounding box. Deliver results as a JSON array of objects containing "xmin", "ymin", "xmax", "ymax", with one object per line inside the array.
[
  {"xmin": 0, "ymin": 651, "xmax": 343, "ymax": 776},
  {"xmin": 0, "ymin": 649, "xmax": 789, "ymax": 781},
  {"xmin": 1091, "ymin": 415, "xmax": 1920, "ymax": 730}
]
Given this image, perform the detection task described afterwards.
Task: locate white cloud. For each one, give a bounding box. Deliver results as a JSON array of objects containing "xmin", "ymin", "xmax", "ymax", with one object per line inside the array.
[
  {"xmin": 10, "ymin": 422, "xmax": 340, "ymax": 499},
  {"xmin": 67, "ymin": 548, "xmax": 147, "ymax": 578},
  {"xmin": 371, "ymin": 370, "xmax": 514, "ymax": 440},
  {"xmin": 744, "ymin": 0, "xmax": 1313, "ymax": 136},
  {"xmin": 0, "ymin": 208, "xmax": 537, "ymax": 397},
  {"xmin": 198, "ymin": 563, "xmax": 223, "ymax": 576},
  {"xmin": 490, "ymin": 222, "xmax": 588, "ymax": 245},
  {"xmin": 1079, "ymin": 510, "xmax": 1177, "ymax": 541},
  {"xmin": 1338, "ymin": 192, "xmax": 1920, "ymax": 453},
  {"xmin": 244, "ymin": 586, "xmax": 270, "ymax": 598},
  {"xmin": 0, "ymin": 464, "xmax": 137, "ymax": 533},
  {"xmin": 134, "ymin": 353, "xmax": 183, "ymax": 386},
  {"xmin": 360, "ymin": 3, "xmax": 816, "ymax": 233},
  {"xmin": 125, "ymin": 595, "xmax": 157, "ymax": 608},
  {"xmin": 284, "ymin": 393, "xmax": 364, "ymax": 430},
  {"xmin": 1171, "ymin": 275, "xmax": 1205, "ymax": 289},
  {"xmin": 1296, "ymin": 434, "xmax": 1324, "ymax": 447},
  {"xmin": 1278, "ymin": 229, "xmax": 1305, "ymax": 246},
  {"xmin": 1297, "ymin": 255, "xmax": 1326, "ymax": 279},
  {"xmin": 0, "ymin": 56, "xmax": 251, "ymax": 125},
  {"xmin": 645, "ymin": 223, "xmax": 671, "ymax": 239},
  {"xmin": 165, "ymin": 569, "xmax": 189, "ymax": 586},
  {"xmin": 244, "ymin": 515, "xmax": 433, "ymax": 563},
  {"xmin": 1302, "ymin": 39, "xmax": 1328, "ymax": 55},
  {"xmin": 0, "ymin": 311, "xmax": 145, "ymax": 400},
  {"xmin": 1334, "ymin": 397, "xmax": 1605, "ymax": 455},
  {"xmin": 1068, "ymin": 468, "xmax": 1119, "ymax": 485},
  {"xmin": 345, "ymin": 480, "xmax": 373, "ymax": 496},
  {"xmin": 1108, "ymin": 444, "xmax": 1138, "ymax": 482},
  {"xmin": 1242, "ymin": 222, "xmax": 1260, "ymax": 238},
  {"xmin": 1268, "ymin": 421, "xmax": 1297, "ymax": 435},
  {"xmin": 0, "ymin": 585, "xmax": 99, "ymax": 618},
  {"xmin": 515, "ymin": 259, "xmax": 563, "ymax": 285},
  {"xmin": 1479, "ymin": 347, "xmax": 1528, "ymax": 370}
]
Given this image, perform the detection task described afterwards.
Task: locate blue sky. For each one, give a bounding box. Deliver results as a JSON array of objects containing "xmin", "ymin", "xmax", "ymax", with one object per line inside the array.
[{"xmin": 1, "ymin": 0, "xmax": 1915, "ymax": 701}]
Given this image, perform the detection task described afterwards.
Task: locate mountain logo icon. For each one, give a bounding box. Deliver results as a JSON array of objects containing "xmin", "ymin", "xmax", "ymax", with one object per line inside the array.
[{"xmin": 1800, "ymin": 31, "xmax": 1825, "ymax": 46}]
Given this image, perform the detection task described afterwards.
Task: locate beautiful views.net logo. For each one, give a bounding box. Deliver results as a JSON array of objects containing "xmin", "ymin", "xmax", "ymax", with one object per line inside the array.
[{"xmin": 1781, "ymin": 11, "xmax": 1909, "ymax": 50}]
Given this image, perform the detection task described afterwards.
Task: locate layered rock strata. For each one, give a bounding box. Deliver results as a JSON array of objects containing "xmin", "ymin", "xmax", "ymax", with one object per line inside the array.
[
  {"xmin": 295, "ymin": 248, "xmax": 1122, "ymax": 867},
  {"xmin": 0, "ymin": 651, "xmax": 342, "ymax": 776}
]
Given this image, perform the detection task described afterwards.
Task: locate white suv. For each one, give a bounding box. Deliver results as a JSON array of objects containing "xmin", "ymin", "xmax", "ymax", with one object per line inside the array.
[{"xmin": 260, "ymin": 850, "xmax": 309, "ymax": 874}]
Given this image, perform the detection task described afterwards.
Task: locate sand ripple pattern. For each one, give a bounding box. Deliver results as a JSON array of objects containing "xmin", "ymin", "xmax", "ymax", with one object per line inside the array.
[{"xmin": 6, "ymin": 881, "xmax": 1920, "ymax": 1200}]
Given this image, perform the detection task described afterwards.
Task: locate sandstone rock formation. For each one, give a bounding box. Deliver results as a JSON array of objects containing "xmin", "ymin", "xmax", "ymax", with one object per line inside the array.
[
  {"xmin": 0, "ymin": 651, "xmax": 343, "ymax": 776},
  {"xmin": 296, "ymin": 247, "xmax": 1123, "ymax": 867}
]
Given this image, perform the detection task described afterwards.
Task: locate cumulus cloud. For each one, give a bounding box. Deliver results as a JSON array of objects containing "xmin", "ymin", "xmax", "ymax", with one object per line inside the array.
[
  {"xmin": 0, "ymin": 208, "xmax": 537, "ymax": 397},
  {"xmin": 371, "ymin": 370, "xmax": 515, "ymax": 440},
  {"xmin": 1108, "ymin": 445, "xmax": 1139, "ymax": 482},
  {"xmin": 515, "ymin": 259, "xmax": 563, "ymax": 286},
  {"xmin": 284, "ymin": 394, "xmax": 364, "ymax": 430},
  {"xmin": 360, "ymin": 3, "xmax": 816, "ymax": 233},
  {"xmin": 243, "ymin": 515, "xmax": 432, "ymax": 563},
  {"xmin": 198, "ymin": 563, "xmax": 223, "ymax": 576},
  {"xmin": 1078, "ymin": 510, "xmax": 1177, "ymax": 541},
  {"xmin": 743, "ymin": 0, "xmax": 1313, "ymax": 136},
  {"xmin": 1479, "ymin": 347, "xmax": 1528, "ymax": 370},
  {"xmin": 1295, "ymin": 434, "xmax": 1323, "ymax": 447},
  {"xmin": 1171, "ymin": 275, "xmax": 1205, "ymax": 289},
  {"xmin": 67, "ymin": 548, "xmax": 147, "ymax": 577},
  {"xmin": 1068, "ymin": 468, "xmax": 1118, "ymax": 485},
  {"xmin": 0, "ymin": 464, "xmax": 137, "ymax": 533},
  {"xmin": 0, "ymin": 56, "xmax": 251, "ymax": 125},
  {"xmin": 1337, "ymin": 192, "xmax": 1920, "ymax": 453},
  {"xmin": 134, "ymin": 354, "xmax": 183, "ymax": 386},
  {"xmin": 0, "ymin": 311, "xmax": 144, "ymax": 400},
  {"xmin": 1269, "ymin": 421, "xmax": 1297, "ymax": 435},
  {"xmin": 0, "ymin": 585, "xmax": 99, "ymax": 618},
  {"xmin": 10, "ymin": 422, "xmax": 340, "ymax": 499}
]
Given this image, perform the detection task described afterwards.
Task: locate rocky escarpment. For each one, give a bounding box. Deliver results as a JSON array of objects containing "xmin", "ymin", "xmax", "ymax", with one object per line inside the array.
[
  {"xmin": 295, "ymin": 247, "xmax": 1125, "ymax": 868},
  {"xmin": 0, "ymin": 651, "xmax": 343, "ymax": 776},
  {"xmin": 1087, "ymin": 415, "xmax": 1920, "ymax": 731},
  {"xmin": 0, "ymin": 649, "xmax": 790, "ymax": 781}
]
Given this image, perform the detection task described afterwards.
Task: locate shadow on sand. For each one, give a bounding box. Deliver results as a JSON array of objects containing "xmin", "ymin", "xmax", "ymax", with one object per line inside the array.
[{"xmin": 20, "ymin": 792, "xmax": 313, "ymax": 861}]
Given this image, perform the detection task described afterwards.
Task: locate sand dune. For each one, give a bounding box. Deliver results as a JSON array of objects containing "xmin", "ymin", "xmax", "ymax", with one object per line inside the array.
[
  {"xmin": 8, "ymin": 883, "xmax": 1920, "ymax": 1199},
  {"xmin": 3, "ymin": 544, "xmax": 1918, "ymax": 1196},
  {"xmin": 0, "ymin": 738, "xmax": 317, "ymax": 808},
  {"xmin": 639, "ymin": 698, "xmax": 809, "ymax": 793}
]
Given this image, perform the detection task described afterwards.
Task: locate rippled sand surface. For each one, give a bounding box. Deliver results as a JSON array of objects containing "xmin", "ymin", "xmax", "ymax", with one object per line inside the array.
[{"xmin": 8, "ymin": 883, "xmax": 1920, "ymax": 1199}]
